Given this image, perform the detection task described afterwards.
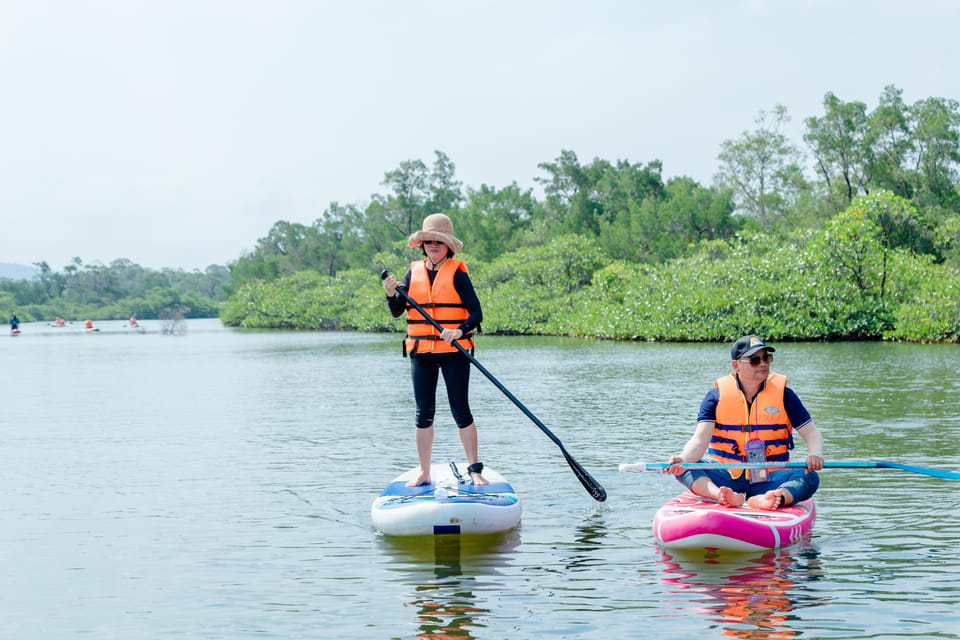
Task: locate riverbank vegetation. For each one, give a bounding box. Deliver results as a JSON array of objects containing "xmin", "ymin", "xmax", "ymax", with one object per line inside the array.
[
  {"xmin": 0, "ymin": 258, "xmax": 230, "ymax": 323},
  {"xmin": 221, "ymin": 86, "xmax": 960, "ymax": 343}
]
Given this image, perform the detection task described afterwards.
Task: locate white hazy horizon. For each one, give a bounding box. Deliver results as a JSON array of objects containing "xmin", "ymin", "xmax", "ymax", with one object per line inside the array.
[{"xmin": 2, "ymin": 0, "xmax": 958, "ymax": 271}]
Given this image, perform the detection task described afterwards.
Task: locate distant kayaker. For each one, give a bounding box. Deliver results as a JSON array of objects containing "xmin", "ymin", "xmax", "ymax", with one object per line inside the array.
[
  {"xmin": 10, "ymin": 314, "xmax": 19, "ymax": 330},
  {"xmin": 382, "ymin": 213, "xmax": 488, "ymax": 488},
  {"xmin": 85, "ymin": 319, "xmax": 93, "ymax": 329},
  {"xmin": 130, "ymin": 315, "xmax": 138, "ymax": 326},
  {"xmin": 664, "ymin": 335, "xmax": 824, "ymax": 510}
]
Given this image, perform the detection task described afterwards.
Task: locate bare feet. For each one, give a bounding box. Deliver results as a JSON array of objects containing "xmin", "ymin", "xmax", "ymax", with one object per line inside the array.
[
  {"xmin": 718, "ymin": 486, "xmax": 745, "ymax": 507},
  {"xmin": 746, "ymin": 489, "xmax": 784, "ymax": 510},
  {"xmin": 406, "ymin": 472, "xmax": 431, "ymax": 487},
  {"xmin": 470, "ymin": 472, "xmax": 489, "ymax": 486}
]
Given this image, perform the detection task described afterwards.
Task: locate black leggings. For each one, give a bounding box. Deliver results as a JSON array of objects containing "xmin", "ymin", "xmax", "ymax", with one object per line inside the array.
[{"xmin": 410, "ymin": 352, "xmax": 474, "ymax": 429}]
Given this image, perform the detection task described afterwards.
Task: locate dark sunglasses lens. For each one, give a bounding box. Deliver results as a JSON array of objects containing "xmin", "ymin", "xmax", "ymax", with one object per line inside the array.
[{"xmin": 748, "ymin": 354, "xmax": 772, "ymax": 365}]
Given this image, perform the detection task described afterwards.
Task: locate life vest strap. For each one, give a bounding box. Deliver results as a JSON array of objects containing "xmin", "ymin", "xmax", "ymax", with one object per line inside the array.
[
  {"xmin": 406, "ymin": 319, "xmax": 466, "ymax": 327},
  {"xmin": 404, "ymin": 333, "xmax": 473, "ymax": 342}
]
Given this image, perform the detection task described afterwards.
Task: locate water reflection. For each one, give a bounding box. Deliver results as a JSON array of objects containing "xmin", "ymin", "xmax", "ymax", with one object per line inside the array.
[
  {"xmin": 564, "ymin": 512, "xmax": 609, "ymax": 572},
  {"xmin": 657, "ymin": 544, "xmax": 826, "ymax": 639},
  {"xmin": 379, "ymin": 532, "xmax": 520, "ymax": 639}
]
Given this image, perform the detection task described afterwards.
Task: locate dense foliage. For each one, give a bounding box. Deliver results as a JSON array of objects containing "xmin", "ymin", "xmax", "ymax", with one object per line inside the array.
[
  {"xmin": 220, "ymin": 191, "xmax": 960, "ymax": 343},
  {"xmin": 222, "ymin": 86, "xmax": 960, "ymax": 343},
  {"xmin": 0, "ymin": 258, "xmax": 230, "ymax": 323}
]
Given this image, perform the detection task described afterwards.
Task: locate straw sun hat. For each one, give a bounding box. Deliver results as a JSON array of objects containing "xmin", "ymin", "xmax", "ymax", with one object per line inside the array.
[{"xmin": 407, "ymin": 213, "xmax": 464, "ymax": 254}]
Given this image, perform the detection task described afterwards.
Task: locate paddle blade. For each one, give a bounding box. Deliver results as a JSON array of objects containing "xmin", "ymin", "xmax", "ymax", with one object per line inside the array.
[
  {"xmin": 566, "ymin": 451, "xmax": 606, "ymax": 501},
  {"xmin": 876, "ymin": 462, "xmax": 960, "ymax": 480}
]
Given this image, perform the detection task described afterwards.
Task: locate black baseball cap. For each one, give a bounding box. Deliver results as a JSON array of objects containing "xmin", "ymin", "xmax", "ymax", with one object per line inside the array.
[{"xmin": 731, "ymin": 335, "xmax": 776, "ymax": 360}]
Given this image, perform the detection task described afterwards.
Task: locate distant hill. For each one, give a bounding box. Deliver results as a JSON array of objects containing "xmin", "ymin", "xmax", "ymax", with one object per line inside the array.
[{"xmin": 0, "ymin": 263, "xmax": 38, "ymax": 280}]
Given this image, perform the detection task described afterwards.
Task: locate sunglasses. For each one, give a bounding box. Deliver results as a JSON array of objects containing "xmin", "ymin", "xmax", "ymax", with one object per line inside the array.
[
  {"xmin": 741, "ymin": 353, "xmax": 774, "ymax": 366},
  {"xmin": 423, "ymin": 240, "xmax": 446, "ymax": 246}
]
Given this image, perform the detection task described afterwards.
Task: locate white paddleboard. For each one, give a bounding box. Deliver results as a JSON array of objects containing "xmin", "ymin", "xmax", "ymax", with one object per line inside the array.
[{"xmin": 371, "ymin": 462, "xmax": 521, "ymax": 536}]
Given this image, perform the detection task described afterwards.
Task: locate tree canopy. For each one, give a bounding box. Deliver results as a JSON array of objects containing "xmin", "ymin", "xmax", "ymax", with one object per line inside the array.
[{"xmin": 219, "ymin": 86, "xmax": 960, "ymax": 342}]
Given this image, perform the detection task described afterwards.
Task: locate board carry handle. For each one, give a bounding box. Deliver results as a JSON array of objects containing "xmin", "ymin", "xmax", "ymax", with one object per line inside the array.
[
  {"xmin": 382, "ymin": 269, "xmax": 607, "ymax": 502},
  {"xmin": 449, "ymin": 460, "xmax": 465, "ymax": 483},
  {"xmin": 618, "ymin": 461, "xmax": 960, "ymax": 480}
]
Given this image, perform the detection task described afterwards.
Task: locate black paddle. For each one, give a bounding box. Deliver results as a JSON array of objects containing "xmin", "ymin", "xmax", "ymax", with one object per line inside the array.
[{"xmin": 381, "ymin": 269, "xmax": 607, "ymax": 502}]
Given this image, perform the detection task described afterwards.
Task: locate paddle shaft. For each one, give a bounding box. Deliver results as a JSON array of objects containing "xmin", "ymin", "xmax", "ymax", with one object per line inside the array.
[
  {"xmin": 619, "ymin": 461, "xmax": 960, "ymax": 480},
  {"xmin": 382, "ymin": 270, "xmax": 607, "ymax": 501}
]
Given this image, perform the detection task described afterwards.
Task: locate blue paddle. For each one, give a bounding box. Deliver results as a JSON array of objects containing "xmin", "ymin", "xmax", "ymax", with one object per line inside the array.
[
  {"xmin": 618, "ymin": 461, "xmax": 960, "ymax": 480},
  {"xmin": 382, "ymin": 269, "xmax": 607, "ymax": 501}
]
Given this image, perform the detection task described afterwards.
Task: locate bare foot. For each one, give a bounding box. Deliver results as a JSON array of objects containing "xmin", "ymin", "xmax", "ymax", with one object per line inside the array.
[
  {"xmin": 746, "ymin": 489, "xmax": 783, "ymax": 510},
  {"xmin": 406, "ymin": 472, "xmax": 431, "ymax": 487},
  {"xmin": 718, "ymin": 486, "xmax": 745, "ymax": 507},
  {"xmin": 470, "ymin": 472, "xmax": 489, "ymax": 486}
]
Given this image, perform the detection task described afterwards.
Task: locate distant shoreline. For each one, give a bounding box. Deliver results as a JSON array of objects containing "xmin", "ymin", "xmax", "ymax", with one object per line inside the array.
[{"xmin": 0, "ymin": 263, "xmax": 38, "ymax": 281}]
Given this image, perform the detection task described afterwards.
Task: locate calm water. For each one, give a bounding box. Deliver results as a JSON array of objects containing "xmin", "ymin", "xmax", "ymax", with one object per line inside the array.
[{"xmin": 2, "ymin": 320, "xmax": 959, "ymax": 639}]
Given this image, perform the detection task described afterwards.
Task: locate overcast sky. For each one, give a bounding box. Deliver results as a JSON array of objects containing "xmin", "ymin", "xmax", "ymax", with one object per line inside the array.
[{"xmin": 2, "ymin": 0, "xmax": 958, "ymax": 272}]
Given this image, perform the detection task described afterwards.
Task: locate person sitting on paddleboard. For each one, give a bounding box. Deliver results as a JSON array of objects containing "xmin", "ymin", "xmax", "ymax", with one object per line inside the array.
[
  {"xmin": 665, "ymin": 335, "xmax": 825, "ymax": 510},
  {"xmin": 382, "ymin": 213, "xmax": 488, "ymax": 487}
]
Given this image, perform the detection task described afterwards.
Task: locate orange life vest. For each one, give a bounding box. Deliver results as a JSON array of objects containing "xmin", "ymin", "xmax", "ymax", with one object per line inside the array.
[
  {"xmin": 404, "ymin": 259, "xmax": 474, "ymax": 356},
  {"xmin": 708, "ymin": 372, "xmax": 794, "ymax": 478}
]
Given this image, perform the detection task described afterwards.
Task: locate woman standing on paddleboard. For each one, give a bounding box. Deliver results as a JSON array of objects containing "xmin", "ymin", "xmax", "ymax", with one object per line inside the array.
[
  {"xmin": 665, "ymin": 335, "xmax": 825, "ymax": 509},
  {"xmin": 382, "ymin": 213, "xmax": 488, "ymax": 488}
]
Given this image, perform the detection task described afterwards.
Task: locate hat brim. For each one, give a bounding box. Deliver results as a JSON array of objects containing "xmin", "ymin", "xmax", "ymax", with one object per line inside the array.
[
  {"xmin": 408, "ymin": 230, "xmax": 464, "ymax": 254},
  {"xmin": 740, "ymin": 345, "xmax": 775, "ymax": 358}
]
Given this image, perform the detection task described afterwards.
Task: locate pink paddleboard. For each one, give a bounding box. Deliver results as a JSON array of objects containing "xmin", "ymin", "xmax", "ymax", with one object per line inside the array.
[{"xmin": 653, "ymin": 491, "xmax": 816, "ymax": 551}]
